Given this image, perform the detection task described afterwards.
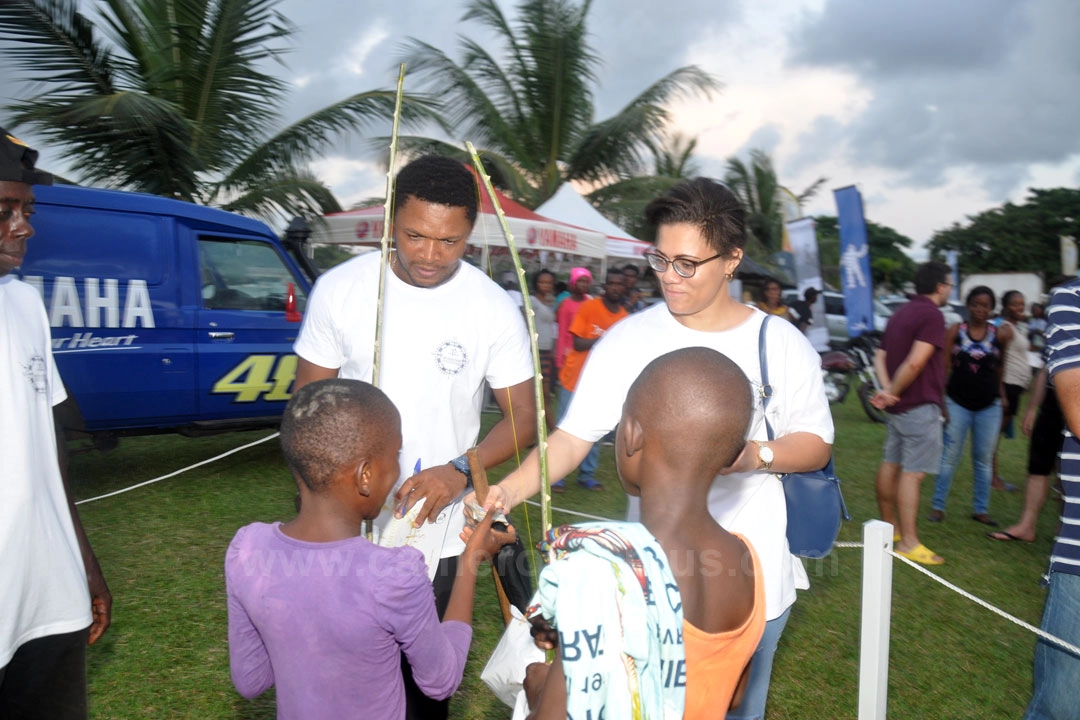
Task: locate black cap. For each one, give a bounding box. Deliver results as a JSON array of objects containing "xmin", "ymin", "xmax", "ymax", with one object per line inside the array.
[{"xmin": 0, "ymin": 128, "xmax": 53, "ymax": 186}]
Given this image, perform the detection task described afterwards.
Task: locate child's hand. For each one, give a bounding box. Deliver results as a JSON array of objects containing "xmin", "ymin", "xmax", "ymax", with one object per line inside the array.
[
  {"xmin": 459, "ymin": 506, "xmax": 517, "ymax": 566},
  {"xmin": 528, "ymin": 616, "xmax": 559, "ymax": 651}
]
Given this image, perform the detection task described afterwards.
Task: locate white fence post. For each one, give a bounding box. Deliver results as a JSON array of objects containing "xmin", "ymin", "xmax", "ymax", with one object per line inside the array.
[{"xmin": 858, "ymin": 520, "xmax": 894, "ymax": 720}]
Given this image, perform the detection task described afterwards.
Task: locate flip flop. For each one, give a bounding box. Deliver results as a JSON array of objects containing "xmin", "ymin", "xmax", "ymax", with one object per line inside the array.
[
  {"xmin": 986, "ymin": 531, "xmax": 1034, "ymax": 543},
  {"xmin": 551, "ymin": 481, "xmax": 565, "ymax": 494},
  {"xmin": 893, "ymin": 532, "xmax": 902, "ymax": 543},
  {"xmin": 895, "ymin": 543, "xmax": 945, "ymax": 565},
  {"xmin": 971, "ymin": 513, "xmax": 999, "ymax": 527}
]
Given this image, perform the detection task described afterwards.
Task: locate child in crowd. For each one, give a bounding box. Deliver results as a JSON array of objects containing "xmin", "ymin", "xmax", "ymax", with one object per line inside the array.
[
  {"xmin": 226, "ymin": 378, "xmax": 511, "ymax": 720},
  {"xmin": 521, "ymin": 347, "xmax": 765, "ymax": 718}
]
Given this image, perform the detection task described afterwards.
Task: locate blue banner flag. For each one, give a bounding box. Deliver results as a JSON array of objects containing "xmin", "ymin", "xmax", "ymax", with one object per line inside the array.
[
  {"xmin": 946, "ymin": 250, "xmax": 960, "ymax": 302},
  {"xmin": 833, "ymin": 186, "xmax": 874, "ymax": 339}
]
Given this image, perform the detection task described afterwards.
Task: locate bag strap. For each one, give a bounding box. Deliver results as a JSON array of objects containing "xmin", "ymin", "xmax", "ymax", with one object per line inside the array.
[{"xmin": 757, "ymin": 314, "xmax": 775, "ymax": 441}]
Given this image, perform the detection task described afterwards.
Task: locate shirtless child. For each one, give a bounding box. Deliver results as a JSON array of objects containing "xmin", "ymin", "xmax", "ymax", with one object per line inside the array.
[{"xmin": 523, "ymin": 347, "xmax": 766, "ymax": 718}]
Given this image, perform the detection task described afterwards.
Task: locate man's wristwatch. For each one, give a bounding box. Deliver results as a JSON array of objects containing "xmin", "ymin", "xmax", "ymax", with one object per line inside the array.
[
  {"xmin": 449, "ymin": 454, "xmax": 473, "ymax": 489},
  {"xmin": 749, "ymin": 440, "xmax": 774, "ymax": 471}
]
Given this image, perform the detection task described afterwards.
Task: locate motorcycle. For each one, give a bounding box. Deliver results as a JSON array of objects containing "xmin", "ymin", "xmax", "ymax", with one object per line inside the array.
[{"xmin": 821, "ymin": 332, "xmax": 888, "ymax": 423}]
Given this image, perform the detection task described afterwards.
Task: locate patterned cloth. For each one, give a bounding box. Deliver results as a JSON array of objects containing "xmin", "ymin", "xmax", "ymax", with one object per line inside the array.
[
  {"xmin": 1044, "ymin": 282, "xmax": 1080, "ymax": 576},
  {"xmin": 527, "ymin": 522, "xmax": 686, "ymax": 720}
]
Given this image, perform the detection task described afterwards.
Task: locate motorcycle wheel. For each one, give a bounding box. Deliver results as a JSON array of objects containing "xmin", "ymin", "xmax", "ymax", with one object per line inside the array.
[
  {"xmin": 823, "ymin": 371, "xmax": 851, "ymax": 404},
  {"xmin": 857, "ymin": 381, "xmax": 888, "ymax": 423}
]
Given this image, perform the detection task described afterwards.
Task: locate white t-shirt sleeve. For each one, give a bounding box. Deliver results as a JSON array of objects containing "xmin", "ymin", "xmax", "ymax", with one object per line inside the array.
[
  {"xmin": 484, "ymin": 291, "xmax": 533, "ymax": 390},
  {"xmin": 293, "ymin": 270, "xmax": 347, "ymax": 370},
  {"xmin": 558, "ymin": 325, "xmax": 641, "ymax": 442},
  {"xmin": 764, "ymin": 317, "xmax": 835, "ymax": 444}
]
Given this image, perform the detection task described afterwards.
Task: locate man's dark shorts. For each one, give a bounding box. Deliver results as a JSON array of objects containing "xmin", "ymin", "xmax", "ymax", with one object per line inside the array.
[{"xmin": 883, "ymin": 403, "xmax": 944, "ymax": 474}]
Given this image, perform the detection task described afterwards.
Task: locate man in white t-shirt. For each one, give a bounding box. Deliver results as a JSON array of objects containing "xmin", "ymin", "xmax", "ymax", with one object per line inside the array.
[
  {"xmin": 469, "ymin": 178, "xmax": 833, "ymax": 720},
  {"xmin": 0, "ymin": 129, "xmax": 111, "ymax": 719},
  {"xmin": 293, "ymin": 155, "xmax": 535, "ymax": 719}
]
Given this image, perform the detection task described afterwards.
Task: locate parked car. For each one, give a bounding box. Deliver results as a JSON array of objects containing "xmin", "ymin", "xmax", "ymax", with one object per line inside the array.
[
  {"xmin": 783, "ymin": 289, "xmax": 892, "ymax": 349},
  {"xmin": 881, "ymin": 295, "xmax": 964, "ymax": 326}
]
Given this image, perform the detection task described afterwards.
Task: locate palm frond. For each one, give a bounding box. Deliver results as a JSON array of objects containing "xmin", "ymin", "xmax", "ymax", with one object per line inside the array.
[
  {"xmin": 217, "ymin": 166, "xmax": 342, "ymax": 224},
  {"xmin": 0, "ymin": 0, "xmax": 115, "ymax": 94},
  {"xmin": 222, "ymin": 91, "xmax": 445, "ymax": 192}
]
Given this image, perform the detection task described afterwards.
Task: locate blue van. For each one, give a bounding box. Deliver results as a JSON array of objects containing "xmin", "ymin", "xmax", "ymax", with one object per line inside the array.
[{"xmin": 18, "ymin": 185, "xmax": 316, "ymax": 442}]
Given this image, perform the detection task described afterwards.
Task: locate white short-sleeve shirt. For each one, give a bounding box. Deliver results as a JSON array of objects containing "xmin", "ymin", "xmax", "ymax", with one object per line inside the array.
[
  {"xmin": 294, "ymin": 253, "xmax": 533, "ymax": 561},
  {"xmin": 560, "ymin": 303, "xmax": 835, "ymax": 620},
  {"xmin": 1, "ymin": 276, "xmax": 92, "ymax": 666}
]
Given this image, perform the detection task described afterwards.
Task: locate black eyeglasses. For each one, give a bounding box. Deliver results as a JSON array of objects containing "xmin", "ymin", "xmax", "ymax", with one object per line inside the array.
[{"xmin": 643, "ymin": 250, "xmax": 725, "ymax": 279}]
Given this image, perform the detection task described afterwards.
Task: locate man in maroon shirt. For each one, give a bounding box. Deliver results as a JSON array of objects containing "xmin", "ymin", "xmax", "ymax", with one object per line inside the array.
[{"xmin": 870, "ymin": 261, "xmax": 952, "ymax": 564}]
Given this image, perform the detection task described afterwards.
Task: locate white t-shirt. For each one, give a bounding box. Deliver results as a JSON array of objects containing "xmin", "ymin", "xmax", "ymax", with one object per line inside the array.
[
  {"xmin": 561, "ymin": 303, "xmax": 835, "ymax": 620},
  {"xmin": 0, "ymin": 276, "xmax": 92, "ymax": 666},
  {"xmin": 294, "ymin": 254, "xmax": 532, "ymax": 567}
]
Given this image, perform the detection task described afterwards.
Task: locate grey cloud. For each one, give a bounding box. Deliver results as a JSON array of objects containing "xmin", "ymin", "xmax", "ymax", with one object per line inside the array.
[
  {"xmin": 586, "ymin": 0, "xmax": 740, "ymax": 116},
  {"xmin": 789, "ymin": 0, "xmax": 1025, "ymax": 76},
  {"xmin": 786, "ymin": 0, "xmax": 1080, "ymax": 196}
]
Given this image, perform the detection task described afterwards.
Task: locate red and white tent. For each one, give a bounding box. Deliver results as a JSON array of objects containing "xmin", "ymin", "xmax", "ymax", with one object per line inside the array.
[{"xmin": 312, "ymin": 184, "xmax": 608, "ymax": 260}]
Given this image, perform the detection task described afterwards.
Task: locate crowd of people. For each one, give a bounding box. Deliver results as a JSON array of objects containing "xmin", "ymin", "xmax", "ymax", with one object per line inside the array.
[{"xmin": 4, "ymin": 130, "xmax": 1076, "ymax": 720}]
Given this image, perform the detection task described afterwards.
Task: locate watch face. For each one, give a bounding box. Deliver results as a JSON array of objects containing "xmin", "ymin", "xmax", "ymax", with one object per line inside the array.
[{"xmin": 760, "ymin": 446, "xmax": 774, "ymax": 464}]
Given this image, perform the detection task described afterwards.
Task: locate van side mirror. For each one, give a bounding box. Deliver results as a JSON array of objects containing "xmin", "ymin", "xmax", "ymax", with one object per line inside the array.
[{"xmin": 285, "ymin": 282, "xmax": 302, "ymax": 323}]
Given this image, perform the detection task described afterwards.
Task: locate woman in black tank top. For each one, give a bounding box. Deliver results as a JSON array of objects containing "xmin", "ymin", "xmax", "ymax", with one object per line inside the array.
[{"xmin": 928, "ymin": 286, "xmax": 1005, "ymax": 526}]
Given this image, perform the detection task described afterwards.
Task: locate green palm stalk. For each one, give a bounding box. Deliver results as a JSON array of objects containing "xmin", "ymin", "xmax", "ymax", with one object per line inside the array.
[
  {"xmin": 466, "ymin": 142, "xmax": 552, "ymax": 550},
  {"xmin": 373, "ymin": 64, "xmax": 407, "ymax": 388}
]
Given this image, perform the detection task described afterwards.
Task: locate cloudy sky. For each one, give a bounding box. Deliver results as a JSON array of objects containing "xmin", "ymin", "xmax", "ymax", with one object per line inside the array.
[{"xmin": 6, "ymin": 0, "xmax": 1079, "ymax": 255}]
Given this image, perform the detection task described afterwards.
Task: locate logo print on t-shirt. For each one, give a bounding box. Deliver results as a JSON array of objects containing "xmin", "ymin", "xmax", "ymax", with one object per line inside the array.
[
  {"xmin": 434, "ymin": 340, "xmax": 468, "ymax": 375},
  {"xmin": 23, "ymin": 354, "xmax": 47, "ymax": 394}
]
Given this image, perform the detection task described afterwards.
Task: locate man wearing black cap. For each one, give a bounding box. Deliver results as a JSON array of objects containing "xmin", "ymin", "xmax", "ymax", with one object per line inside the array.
[{"xmin": 0, "ymin": 129, "xmax": 111, "ymax": 719}]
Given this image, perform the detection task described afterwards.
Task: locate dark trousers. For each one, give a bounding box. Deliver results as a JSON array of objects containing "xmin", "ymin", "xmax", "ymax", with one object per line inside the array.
[
  {"xmin": 402, "ymin": 555, "xmax": 459, "ymax": 720},
  {"xmin": 0, "ymin": 628, "xmax": 89, "ymax": 720}
]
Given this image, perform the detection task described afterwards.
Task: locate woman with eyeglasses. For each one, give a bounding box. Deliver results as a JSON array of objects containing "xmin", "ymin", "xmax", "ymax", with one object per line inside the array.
[{"xmin": 466, "ymin": 178, "xmax": 833, "ymax": 719}]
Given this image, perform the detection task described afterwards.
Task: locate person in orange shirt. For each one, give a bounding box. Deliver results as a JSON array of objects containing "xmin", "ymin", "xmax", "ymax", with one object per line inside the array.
[
  {"xmin": 555, "ymin": 271, "xmax": 627, "ymax": 491},
  {"xmin": 523, "ymin": 347, "xmax": 765, "ymax": 718}
]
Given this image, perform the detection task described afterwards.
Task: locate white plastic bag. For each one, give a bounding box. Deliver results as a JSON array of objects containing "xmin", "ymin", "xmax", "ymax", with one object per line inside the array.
[{"xmin": 480, "ymin": 605, "xmax": 545, "ymax": 708}]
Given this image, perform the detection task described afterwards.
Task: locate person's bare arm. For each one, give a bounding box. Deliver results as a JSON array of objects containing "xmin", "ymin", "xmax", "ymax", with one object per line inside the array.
[
  {"xmin": 571, "ymin": 332, "xmax": 599, "ymax": 352},
  {"xmin": 1023, "ymin": 367, "xmax": 1049, "ymax": 436},
  {"xmin": 397, "ymin": 379, "xmax": 537, "ymax": 526},
  {"xmin": 1054, "ymin": 365, "xmax": 1080, "ymax": 437},
  {"xmin": 721, "ymin": 432, "xmax": 832, "ymax": 475},
  {"xmin": 872, "ymin": 340, "xmax": 938, "ymax": 409},
  {"xmin": 293, "ymin": 356, "xmax": 339, "ymax": 391},
  {"xmin": 55, "ymin": 414, "xmax": 111, "ymax": 645},
  {"xmin": 464, "ymin": 429, "xmax": 594, "ymax": 516},
  {"xmin": 525, "ymin": 653, "xmax": 568, "ymax": 720}
]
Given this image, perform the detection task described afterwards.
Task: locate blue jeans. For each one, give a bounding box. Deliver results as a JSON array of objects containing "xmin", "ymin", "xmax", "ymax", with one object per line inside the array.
[
  {"xmin": 557, "ymin": 386, "xmax": 598, "ymax": 483},
  {"xmin": 932, "ymin": 397, "xmax": 1002, "ymax": 515},
  {"xmin": 726, "ymin": 606, "xmax": 792, "ymax": 720},
  {"xmin": 1024, "ymin": 572, "xmax": 1080, "ymax": 719}
]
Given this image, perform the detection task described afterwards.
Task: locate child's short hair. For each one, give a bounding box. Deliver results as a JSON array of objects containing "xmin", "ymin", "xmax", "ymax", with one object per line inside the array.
[
  {"xmin": 627, "ymin": 347, "xmax": 752, "ymax": 470},
  {"xmin": 279, "ymin": 379, "xmax": 399, "ymax": 492}
]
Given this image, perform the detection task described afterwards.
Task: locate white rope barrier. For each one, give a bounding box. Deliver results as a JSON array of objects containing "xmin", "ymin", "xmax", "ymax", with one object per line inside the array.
[
  {"xmin": 75, "ymin": 442, "xmax": 1079, "ymax": 665},
  {"xmin": 74, "ymin": 432, "xmax": 280, "ymax": 506},
  {"xmin": 885, "ymin": 547, "xmax": 1080, "ymax": 657},
  {"xmin": 523, "ymin": 499, "xmax": 612, "ymax": 522}
]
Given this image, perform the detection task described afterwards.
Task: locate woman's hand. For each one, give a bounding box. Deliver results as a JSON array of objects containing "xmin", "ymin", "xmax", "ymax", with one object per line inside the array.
[{"xmin": 462, "ymin": 485, "xmax": 513, "ymax": 528}]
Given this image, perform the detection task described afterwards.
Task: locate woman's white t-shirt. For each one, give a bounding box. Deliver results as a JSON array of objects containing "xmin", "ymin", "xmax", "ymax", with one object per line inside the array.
[{"xmin": 560, "ymin": 303, "xmax": 835, "ymax": 620}]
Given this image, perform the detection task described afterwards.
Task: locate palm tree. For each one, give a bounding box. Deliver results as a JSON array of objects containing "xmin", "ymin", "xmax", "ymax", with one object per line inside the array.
[
  {"xmin": 0, "ymin": 0, "xmax": 441, "ymax": 222},
  {"xmin": 724, "ymin": 148, "xmax": 826, "ymax": 255},
  {"xmin": 392, "ymin": 0, "xmax": 719, "ymax": 209}
]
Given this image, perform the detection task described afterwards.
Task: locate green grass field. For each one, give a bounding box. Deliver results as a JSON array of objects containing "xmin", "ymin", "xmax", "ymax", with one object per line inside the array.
[{"xmin": 68, "ymin": 393, "xmax": 1057, "ymax": 718}]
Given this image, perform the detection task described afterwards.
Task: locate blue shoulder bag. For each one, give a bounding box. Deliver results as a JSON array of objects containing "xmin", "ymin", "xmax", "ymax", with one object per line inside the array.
[{"xmin": 758, "ymin": 314, "xmax": 850, "ymax": 558}]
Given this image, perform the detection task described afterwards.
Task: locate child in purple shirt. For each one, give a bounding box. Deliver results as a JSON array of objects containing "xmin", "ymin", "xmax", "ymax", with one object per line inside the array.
[{"xmin": 226, "ymin": 379, "xmax": 511, "ymax": 719}]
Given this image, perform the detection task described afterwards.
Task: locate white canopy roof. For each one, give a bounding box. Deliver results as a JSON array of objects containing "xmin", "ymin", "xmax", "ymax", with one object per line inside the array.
[
  {"xmin": 535, "ymin": 184, "xmax": 652, "ymax": 260},
  {"xmin": 313, "ymin": 185, "xmax": 608, "ymax": 259}
]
